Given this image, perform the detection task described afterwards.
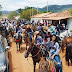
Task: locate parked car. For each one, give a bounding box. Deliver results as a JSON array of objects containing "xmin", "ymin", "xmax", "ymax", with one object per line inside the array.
[{"xmin": 0, "ymin": 35, "xmax": 10, "ymax": 72}]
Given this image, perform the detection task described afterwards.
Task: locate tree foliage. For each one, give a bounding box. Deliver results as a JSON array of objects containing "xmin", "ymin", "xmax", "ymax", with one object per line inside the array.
[
  {"xmin": 18, "ymin": 8, "xmax": 24, "ymax": 14},
  {"xmin": 41, "ymin": 10, "xmax": 51, "ymax": 13},
  {"xmin": 69, "ymin": 9, "xmax": 72, "ymax": 16},
  {"xmin": 0, "ymin": 5, "xmax": 2, "ymax": 16},
  {"xmin": 8, "ymin": 11, "xmax": 19, "ymax": 19},
  {"xmin": 21, "ymin": 8, "xmax": 40, "ymax": 20}
]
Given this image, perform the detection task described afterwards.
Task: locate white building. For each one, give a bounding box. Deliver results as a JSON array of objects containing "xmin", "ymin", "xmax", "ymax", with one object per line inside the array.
[{"xmin": 31, "ymin": 10, "xmax": 72, "ymax": 27}]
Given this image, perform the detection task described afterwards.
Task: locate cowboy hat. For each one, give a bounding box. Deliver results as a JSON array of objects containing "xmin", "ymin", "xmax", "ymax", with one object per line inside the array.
[{"xmin": 35, "ymin": 31, "xmax": 39, "ymax": 35}]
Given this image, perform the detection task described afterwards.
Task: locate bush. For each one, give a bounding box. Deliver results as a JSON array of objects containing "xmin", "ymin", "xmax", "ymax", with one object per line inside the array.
[
  {"xmin": 8, "ymin": 11, "xmax": 19, "ymax": 19},
  {"xmin": 21, "ymin": 8, "xmax": 40, "ymax": 20}
]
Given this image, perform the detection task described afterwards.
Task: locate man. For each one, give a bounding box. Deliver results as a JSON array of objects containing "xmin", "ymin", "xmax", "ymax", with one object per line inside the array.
[
  {"xmin": 55, "ymin": 25, "xmax": 60, "ymax": 35},
  {"xmin": 15, "ymin": 24, "xmax": 24, "ymax": 41},
  {"xmin": 48, "ymin": 24, "xmax": 56, "ymax": 35},
  {"xmin": 26, "ymin": 25, "xmax": 33, "ymax": 41},
  {"xmin": 35, "ymin": 31, "xmax": 44, "ymax": 46}
]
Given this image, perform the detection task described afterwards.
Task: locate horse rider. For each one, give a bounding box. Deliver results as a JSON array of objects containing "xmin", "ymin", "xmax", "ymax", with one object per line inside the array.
[
  {"xmin": 35, "ymin": 31, "xmax": 44, "ymax": 47},
  {"xmin": 26, "ymin": 25, "xmax": 33, "ymax": 41},
  {"xmin": 48, "ymin": 24, "xmax": 56, "ymax": 35},
  {"xmin": 46, "ymin": 34, "xmax": 62, "ymax": 72},
  {"xmin": 45, "ymin": 29, "xmax": 51, "ymax": 44},
  {"xmin": 15, "ymin": 24, "xmax": 24, "ymax": 42}
]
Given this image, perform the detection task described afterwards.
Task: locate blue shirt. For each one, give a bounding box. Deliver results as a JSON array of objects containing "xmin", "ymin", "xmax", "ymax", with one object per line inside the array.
[
  {"xmin": 35, "ymin": 36, "xmax": 44, "ymax": 46},
  {"xmin": 49, "ymin": 26, "xmax": 56, "ymax": 35}
]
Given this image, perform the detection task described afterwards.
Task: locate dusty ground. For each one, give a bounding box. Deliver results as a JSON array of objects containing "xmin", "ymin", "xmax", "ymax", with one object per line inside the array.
[{"xmin": 9, "ymin": 38, "xmax": 72, "ymax": 72}]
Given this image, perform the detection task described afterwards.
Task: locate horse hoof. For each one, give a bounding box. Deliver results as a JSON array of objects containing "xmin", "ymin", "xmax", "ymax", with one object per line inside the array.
[
  {"xmin": 17, "ymin": 51, "xmax": 18, "ymax": 53},
  {"xmin": 19, "ymin": 51, "xmax": 20, "ymax": 53}
]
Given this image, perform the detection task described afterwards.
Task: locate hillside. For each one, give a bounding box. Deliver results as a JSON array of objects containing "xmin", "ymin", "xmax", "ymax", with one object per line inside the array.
[
  {"xmin": 2, "ymin": 4, "xmax": 72, "ymax": 15},
  {"xmin": 34, "ymin": 4, "xmax": 72, "ymax": 13}
]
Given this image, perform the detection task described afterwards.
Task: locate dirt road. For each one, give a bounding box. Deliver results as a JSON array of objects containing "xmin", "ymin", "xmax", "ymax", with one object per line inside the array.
[{"xmin": 9, "ymin": 38, "xmax": 72, "ymax": 72}]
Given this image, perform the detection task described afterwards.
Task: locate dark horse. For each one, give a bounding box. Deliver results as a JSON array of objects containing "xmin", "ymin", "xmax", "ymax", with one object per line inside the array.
[
  {"xmin": 14, "ymin": 33, "xmax": 22, "ymax": 52},
  {"xmin": 61, "ymin": 37, "xmax": 72, "ymax": 66},
  {"xmin": 24, "ymin": 43, "xmax": 42, "ymax": 72},
  {"xmin": 66, "ymin": 43, "xmax": 72, "ymax": 66}
]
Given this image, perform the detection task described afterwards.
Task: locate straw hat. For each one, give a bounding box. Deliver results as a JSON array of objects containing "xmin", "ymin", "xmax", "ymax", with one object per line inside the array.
[
  {"xmin": 35, "ymin": 31, "xmax": 39, "ymax": 35},
  {"xmin": 48, "ymin": 29, "xmax": 51, "ymax": 32}
]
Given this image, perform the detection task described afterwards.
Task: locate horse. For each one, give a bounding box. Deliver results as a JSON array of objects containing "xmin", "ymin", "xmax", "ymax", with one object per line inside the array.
[
  {"xmin": 6, "ymin": 23, "xmax": 14, "ymax": 38},
  {"xmin": 59, "ymin": 30, "xmax": 71, "ymax": 41},
  {"xmin": 61, "ymin": 37, "xmax": 72, "ymax": 66},
  {"xmin": 23, "ymin": 31, "xmax": 32, "ymax": 50},
  {"xmin": 24, "ymin": 43, "xmax": 42, "ymax": 72},
  {"xmin": 61, "ymin": 37, "xmax": 72, "ymax": 52},
  {"xmin": 14, "ymin": 33, "xmax": 22, "ymax": 52},
  {"xmin": 38, "ymin": 57, "xmax": 49, "ymax": 72},
  {"xmin": 66, "ymin": 43, "xmax": 72, "ymax": 66}
]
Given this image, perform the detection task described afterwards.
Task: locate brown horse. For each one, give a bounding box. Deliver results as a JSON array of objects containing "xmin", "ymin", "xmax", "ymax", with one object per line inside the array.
[
  {"xmin": 61, "ymin": 37, "xmax": 72, "ymax": 52},
  {"xmin": 24, "ymin": 43, "xmax": 41, "ymax": 72},
  {"xmin": 23, "ymin": 31, "xmax": 32, "ymax": 50},
  {"xmin": 61, "ymin": 37, "xmax": 72, "ymax": 66}
]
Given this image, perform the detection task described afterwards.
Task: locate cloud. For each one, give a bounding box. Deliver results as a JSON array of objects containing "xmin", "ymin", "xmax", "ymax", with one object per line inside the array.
[{"xmin": 0, "ymin": 0, "xmax": 72, "ymax": 11}]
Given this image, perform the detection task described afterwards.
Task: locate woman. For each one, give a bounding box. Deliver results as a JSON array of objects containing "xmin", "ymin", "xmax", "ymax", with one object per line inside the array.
[{"xmin": 46, "ymin": 34, "xmax": 62, "ymax": 72}]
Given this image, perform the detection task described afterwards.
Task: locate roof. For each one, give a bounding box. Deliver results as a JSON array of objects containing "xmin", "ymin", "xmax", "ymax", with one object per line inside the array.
[
  {"xmin": 31, "ymin": 12, "xmax": 52, "ymax": 18},
  {"xmin": 43, "ymin": 10, "xmax": 72, "ymax": 20},
  {"xmin": 31, "ymin": 10, "xmax": 72, "ymax": 20}
]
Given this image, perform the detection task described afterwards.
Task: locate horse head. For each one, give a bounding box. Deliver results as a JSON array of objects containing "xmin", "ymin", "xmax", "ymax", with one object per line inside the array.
[{"xmin": 24, "ymin": 43, "xmax": 34, "ymax": 58}]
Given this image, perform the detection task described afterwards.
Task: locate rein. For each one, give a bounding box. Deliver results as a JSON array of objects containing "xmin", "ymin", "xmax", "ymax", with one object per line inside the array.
[{"xmin": 29, "ymin": 49, "xmax": 41, "ymax": 58}]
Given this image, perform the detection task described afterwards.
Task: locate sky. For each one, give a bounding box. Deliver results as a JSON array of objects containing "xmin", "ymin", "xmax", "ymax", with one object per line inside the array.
[{"xmin": 0, "ymin": 0, "xmax": 72, "ymax": 11}]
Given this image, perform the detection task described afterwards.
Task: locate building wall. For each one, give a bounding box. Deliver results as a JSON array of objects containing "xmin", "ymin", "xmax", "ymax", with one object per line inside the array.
[
  {"xmin": 31, "ymin": 18, "xmax": 43, "ymax": 23},
  {"xmin": 67, "ymin": 18, "xmax": 72, "ymax": 29}
]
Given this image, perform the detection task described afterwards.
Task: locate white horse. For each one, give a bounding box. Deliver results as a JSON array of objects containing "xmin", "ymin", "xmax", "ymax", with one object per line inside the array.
[{"xmin": 59, "ymin": 30, "xmax": 72, "ymax": 41}]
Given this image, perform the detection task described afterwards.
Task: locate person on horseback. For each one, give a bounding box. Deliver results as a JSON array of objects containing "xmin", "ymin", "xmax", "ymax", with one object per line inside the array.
[
  {"xmin": 35, "ymin": 31, "xmax": 44, "ymax": 47},
  {"xmin": 26, "ymin": 25, "xmax": 33, "ymax": 41},
  {"xmin": 46, "ymin": 34, "xmax": 62, "ymax": 72},
  {"xmin": 15, "ymin": 24, "xmax": 23, "ymax": 42},
  {"xmin": 45, "ymin": 29, "xmax": 51, "ymax": 43}
]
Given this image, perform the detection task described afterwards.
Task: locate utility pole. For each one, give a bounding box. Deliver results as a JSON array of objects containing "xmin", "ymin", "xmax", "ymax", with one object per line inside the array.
[
  {"xmin": 37, "ymin": 4, "xmax": 38, "ymax": 15},
  {"xmin": 30, "ymin": 7, "xmax": 31, "ymax": 18},
  {"xmin": 47, "ymin": 1, "xmax": 48, "ymax": 13}
]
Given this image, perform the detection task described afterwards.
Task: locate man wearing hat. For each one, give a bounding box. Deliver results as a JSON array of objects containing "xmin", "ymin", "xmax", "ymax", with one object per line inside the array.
[
  {"xmin": 15, "ymin": 24, "xmax": 24, "ymax": 42},
  {"xmin": 35, "ymin": 31, "xmax": 44, "ymax": 47}
]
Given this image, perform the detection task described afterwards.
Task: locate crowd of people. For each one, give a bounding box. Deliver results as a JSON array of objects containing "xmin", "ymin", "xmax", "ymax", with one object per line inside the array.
[{"xmin": 0, "ymin": 18, "xmax": 72, "ymax": 72}]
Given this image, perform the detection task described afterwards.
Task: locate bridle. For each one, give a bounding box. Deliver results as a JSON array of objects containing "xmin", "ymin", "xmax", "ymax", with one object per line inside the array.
[{"xmin": 26, "ymin": 44, "xmax": 41, "ymax": 58}]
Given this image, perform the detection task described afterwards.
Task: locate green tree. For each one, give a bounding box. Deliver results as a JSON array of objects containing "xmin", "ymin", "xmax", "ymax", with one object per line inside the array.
[
  {"xmin": 21, "ymin": 8, "xmax": 40, "ymax": 20},
  {"xmin": 18, "ymin": 8, "xmax": 23, "ymax": 14},
  {"xmin": 41, "ymin": 10, "xmax": 51, "ymax": 13},
  {"xmin": 8, "ymin": 11, "xmax": 19, "ymax": 19},
  {"xmin": 24, "ymin": 6, "xmax": 32, "ymax": 10},
  {"xmin": 0, "ymin": 5, "xmax": 2, "ymax": 16},
  {"xmin": 69, "ymin": 9, "xmax": 72, "ymax": 16}
]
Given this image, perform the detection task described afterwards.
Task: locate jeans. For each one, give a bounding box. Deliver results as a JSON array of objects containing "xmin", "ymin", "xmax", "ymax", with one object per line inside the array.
[
  {"xmin": 47, "ymin": 51, "xmax": 62, "ymax": 72},
  {"xmin": 29, "ymin": 32, "xmax": 32, "ymax": 42}
]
